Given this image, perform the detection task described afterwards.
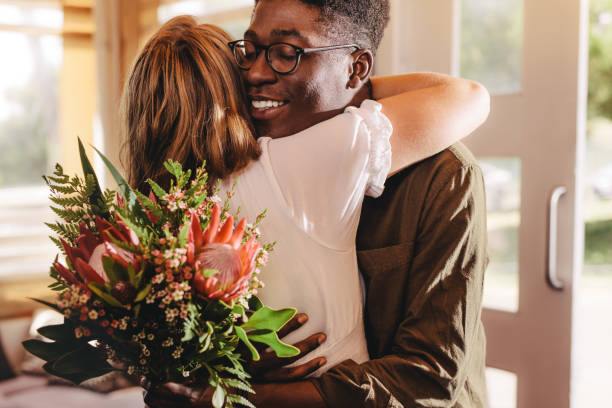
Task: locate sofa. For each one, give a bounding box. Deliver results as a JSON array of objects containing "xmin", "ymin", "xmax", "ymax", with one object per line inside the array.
[{"xmin": 0, "ymin": 310, "xmax": 143, "ymax": 408}]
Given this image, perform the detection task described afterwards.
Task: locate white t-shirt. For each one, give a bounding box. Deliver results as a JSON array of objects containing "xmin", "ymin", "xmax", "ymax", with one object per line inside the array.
[{"xmin": 220, "ymin": 100, "xmax": 392, "ymax": 375}]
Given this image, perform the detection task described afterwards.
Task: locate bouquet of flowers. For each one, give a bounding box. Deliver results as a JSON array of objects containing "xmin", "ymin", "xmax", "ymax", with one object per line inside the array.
[{"xmin": 22, "ymin": 139, "xmax": 298, "ymax": 408}]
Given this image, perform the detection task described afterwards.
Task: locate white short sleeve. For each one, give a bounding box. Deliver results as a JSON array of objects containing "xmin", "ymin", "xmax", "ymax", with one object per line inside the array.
[{"xmin": 260, "ymin": 100, "xmax": 392, "ymax": 249}]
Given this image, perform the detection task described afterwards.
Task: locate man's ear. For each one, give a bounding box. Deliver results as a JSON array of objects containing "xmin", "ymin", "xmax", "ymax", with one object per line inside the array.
[{"xmin": 347, "ymin": 49, "xmax": 373, "ymax": 89}]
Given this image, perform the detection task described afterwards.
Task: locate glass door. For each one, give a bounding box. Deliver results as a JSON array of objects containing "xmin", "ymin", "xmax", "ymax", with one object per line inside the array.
[{"xmin": 377, "ymin": 0, "xmax": 588, "ymax": 406}]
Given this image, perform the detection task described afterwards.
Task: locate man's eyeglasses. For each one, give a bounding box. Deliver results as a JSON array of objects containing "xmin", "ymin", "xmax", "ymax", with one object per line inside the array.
[{"xmin": 228, "ymin": 39, "xmax": 360, "ymax": 75}]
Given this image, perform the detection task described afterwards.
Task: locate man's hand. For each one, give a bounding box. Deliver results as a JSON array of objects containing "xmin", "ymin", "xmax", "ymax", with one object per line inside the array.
[
  {"xmin": 143, "ymin": 313, "xmax": 327, "ymax": 408},
  {"xmin": 248, "ymin": 313, "xmax": 327, "ymax": 382}
]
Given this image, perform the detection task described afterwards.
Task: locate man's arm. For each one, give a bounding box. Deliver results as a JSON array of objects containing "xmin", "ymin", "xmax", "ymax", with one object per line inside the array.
[{"xmin": 312, "ymin": 158, "xmax": 488, "ymax": 407}]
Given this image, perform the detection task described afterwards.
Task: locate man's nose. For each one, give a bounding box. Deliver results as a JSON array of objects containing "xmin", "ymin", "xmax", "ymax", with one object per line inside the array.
[{"xmin": 244, "ymin": 51, "xmax": 276, "ymax": 86}]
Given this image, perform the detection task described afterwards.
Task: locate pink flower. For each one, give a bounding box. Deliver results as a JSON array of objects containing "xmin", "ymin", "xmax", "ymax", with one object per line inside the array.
[
  {"xmin": 54, "ymin": 217, "xmax": 140, "ymax": 287},
  {"xmin": 187, "ymin": 204, "xmax": 259, "ymax": 302}
]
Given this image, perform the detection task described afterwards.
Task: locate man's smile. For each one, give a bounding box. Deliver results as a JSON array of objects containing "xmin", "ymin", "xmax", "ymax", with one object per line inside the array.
[{"xmin": 249, "ymin": 95, "xmax": 289, "ymax": 121}]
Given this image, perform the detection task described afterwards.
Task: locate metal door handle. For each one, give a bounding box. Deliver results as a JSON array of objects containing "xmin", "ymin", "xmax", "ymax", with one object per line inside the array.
[{"xmin": 547, "ymin": 186, "xmax": 567, "ymax": 291}]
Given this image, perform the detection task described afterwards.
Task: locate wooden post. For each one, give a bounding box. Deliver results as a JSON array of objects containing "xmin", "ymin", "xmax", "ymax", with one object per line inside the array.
[{"xmin": 59, "ymin": 0, "xmax": 95, "ymax": 175}]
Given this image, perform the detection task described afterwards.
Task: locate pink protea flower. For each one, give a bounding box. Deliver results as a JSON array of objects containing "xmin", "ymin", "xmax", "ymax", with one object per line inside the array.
[
  {"xmin": 55, "ymin": 217, "xmax": 140, "ymax": 287},
  {"xmin": 188, "ymin": 204, "xmax": 259, "ymax": 302}
]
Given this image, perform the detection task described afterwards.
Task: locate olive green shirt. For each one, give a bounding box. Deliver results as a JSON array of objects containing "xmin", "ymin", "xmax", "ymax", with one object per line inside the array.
[{"xmin": 312, "ymin": 143, "xmax": 488, "ymax": 407}]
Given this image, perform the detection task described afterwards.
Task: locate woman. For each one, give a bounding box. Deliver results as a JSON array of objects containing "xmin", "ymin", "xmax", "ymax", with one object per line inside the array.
[{"xmin": 124, "ymin": 15, "xmax": 487, "ymax": 395}]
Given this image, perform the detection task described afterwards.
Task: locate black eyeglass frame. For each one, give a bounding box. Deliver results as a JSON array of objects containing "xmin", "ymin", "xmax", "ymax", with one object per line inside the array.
[{"xmin": 228, "ymin": 39, "xmax": 360, "ymax": 74}]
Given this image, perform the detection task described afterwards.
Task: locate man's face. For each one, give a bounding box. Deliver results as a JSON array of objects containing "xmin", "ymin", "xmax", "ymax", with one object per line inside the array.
[{"xmin": 243, "ymin": 0, "xmax": 355, "ymax": 138}]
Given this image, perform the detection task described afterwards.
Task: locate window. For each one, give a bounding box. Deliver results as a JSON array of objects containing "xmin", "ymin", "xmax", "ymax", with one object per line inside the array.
[{"xmin": 0, "ymin": 0, "xmax": 96, "ymax": 317}]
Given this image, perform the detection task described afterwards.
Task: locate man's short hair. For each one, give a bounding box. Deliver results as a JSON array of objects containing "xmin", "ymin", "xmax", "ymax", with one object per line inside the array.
[{"xmin": 254, "ymin": 0, "xmax": 390, "ymax": 54}]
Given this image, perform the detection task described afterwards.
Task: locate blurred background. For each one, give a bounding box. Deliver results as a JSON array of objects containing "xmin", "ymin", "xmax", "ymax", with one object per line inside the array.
[{"xmin": 0, "ymin": 1, "xmax": 609, "ymax": 407}]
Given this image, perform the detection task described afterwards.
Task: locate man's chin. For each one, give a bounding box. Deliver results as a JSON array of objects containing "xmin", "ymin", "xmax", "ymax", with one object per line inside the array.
[{"xmin": 254, "ymin": 122, "xmax": 286, "ymax": 139}]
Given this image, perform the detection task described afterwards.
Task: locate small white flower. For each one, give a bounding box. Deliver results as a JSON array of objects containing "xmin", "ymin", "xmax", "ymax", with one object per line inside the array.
[
  {"xmin": 127, "ymin": 366, "xmax": 135, "ymax": 375},
  {"xmin": 172, "ymin": 346, "xmax": 184, "ymax": 359},
  {"xmin": 165, "ymin": 308, "xmax": 179, "ymax": 322},
  {"xmin": 88, "ymin": 310, "xmax": 98, "ymax": 320}
]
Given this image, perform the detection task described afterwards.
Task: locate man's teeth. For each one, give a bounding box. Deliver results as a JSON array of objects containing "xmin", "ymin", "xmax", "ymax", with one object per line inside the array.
[{"xmin": 252, "ymin": 100, "xmax": 286, "ymax": 109}]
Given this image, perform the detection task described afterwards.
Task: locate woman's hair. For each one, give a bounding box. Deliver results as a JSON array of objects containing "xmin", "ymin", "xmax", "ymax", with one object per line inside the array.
[{"xmin": 122, "ymin": 16, "xmax": 260, "ymax": 192}]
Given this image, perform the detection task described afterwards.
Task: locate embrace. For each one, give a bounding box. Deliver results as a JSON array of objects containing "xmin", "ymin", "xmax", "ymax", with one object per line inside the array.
[{"xmin": 128, "ymin": 0, "xmax": 490, "ymax": 407}]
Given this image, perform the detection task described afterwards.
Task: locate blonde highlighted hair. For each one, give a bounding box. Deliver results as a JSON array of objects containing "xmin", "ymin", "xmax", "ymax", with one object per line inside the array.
[{"xmin": 122, "ymin": 16, "xmax": 260, "ymax": 192}]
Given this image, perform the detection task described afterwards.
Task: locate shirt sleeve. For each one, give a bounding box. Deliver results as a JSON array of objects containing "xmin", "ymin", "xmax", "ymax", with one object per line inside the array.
[
  {"xmin": 311, "ymin": 163, "xmax": 488, "ymax": 407},
  {"xmin": 262, "ymin": 100, "xmax": 392, "ymax": 250}
]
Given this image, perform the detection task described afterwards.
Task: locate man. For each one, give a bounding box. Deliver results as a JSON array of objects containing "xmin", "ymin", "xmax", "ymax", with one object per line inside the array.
[{"xmin": 146, "ymin": 0, "xmax": 489, "ymax": 406}]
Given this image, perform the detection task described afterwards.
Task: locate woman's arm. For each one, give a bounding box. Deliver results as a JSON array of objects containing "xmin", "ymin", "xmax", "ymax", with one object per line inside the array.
[{"xmin": 372, "ymin": 73, "xmax": 490, "ymax": 175}]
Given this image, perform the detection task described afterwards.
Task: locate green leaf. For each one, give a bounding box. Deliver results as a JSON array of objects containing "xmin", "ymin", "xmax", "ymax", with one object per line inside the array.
[
  {"xmin": 240, "ymin": 306, "xmax": 296, "ymax": 332},
  {"xmin": 92, "ymin": 146, "xmax": 129, "ymax": 203},
  {"xmin": 92, "ymin": 146, "xmax": 148, "ymax": 224},
  {"xmin": 232, "ymin": 304, "xmax": 247, "ymax": 324},
  {"xmin": 50, "ymin": 345, "xmax": 115, "ymax": 380},
  {"xmin": 37, "ymin": 323, "xmax": 75, "ymax": 342},
  {"xmin": 200, "ymin": 332, "xmax": 212, "ymax": 352},
  {"xmin": 219, "ymin": 365, "xmax": 251, "ymax": 380},
  {"xmin": 134, "ymin": 282, "xmax": 153, "ymax": 302},
  {"xmin": 88, "ymin": 282, "xmax": 124, "ymax": 307},
  {"xmin": 133, "ymin": 303, "xmax": 142, "ymax": 319},
  {"xmin": 102, "ymin": 256, "xmax": 128, "ymax": 284},
  {"xmin": 115, "ymin": 211, "xmax": 147, "ymax": 241},
  {"xmin": 224, "ymin": 379, "xmax": 254, "ymax": 394},
  {"xmin": 147, "ymin": 179, "xmax": 168, "ymax": 201},
  {"xmin": 134, "ymin": 270, "xmax": 144, "ymax": 288},
  {"xmin": 127, "ymin": 263, "xmax": 137, "ymax": 286},
  {"xmin": 202, "ymin": 300, "xmax": 232, "ymax": 323},
  {"xmin": 179, "ymin": 220, "xmax": 189, "ymax": 247},
  {"xmin": 202, "ymin": 269, "xmax": 219, "ymax": 278},
  {"xmin": 29, "ymin": 297, "xmax": 61, "ymax": 312},
  {"xmin": 22, "ymin": 339, "xmax": 74, "ymax": 362},
  {"xmin": 234, "ymin": 326, "xmax": 260, "ymax": 361},
  {"xmin": 134, "ymin": 189, "xmax": 163, "ymax": 218},
  {"xmin": 212, "ymin": 384, "xmax": 227, "ymax": 408},
  {"xmin": 78, "ymin": 138, "xmax": 108, "ymax": 218},
  {"xmin": 226, "ymin": 393, "xmax": 256, "ymax": 408},
  {"xmin": 247, "ymin": 296, "xmax": 263, "ymax": 312},
  {"xmin": 246, "ymin": 331, "xmax": 300, "ymax": 358},
  {"xmin": 42, "ymin": 361, "xmax": 93, "ymax": 384}
]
